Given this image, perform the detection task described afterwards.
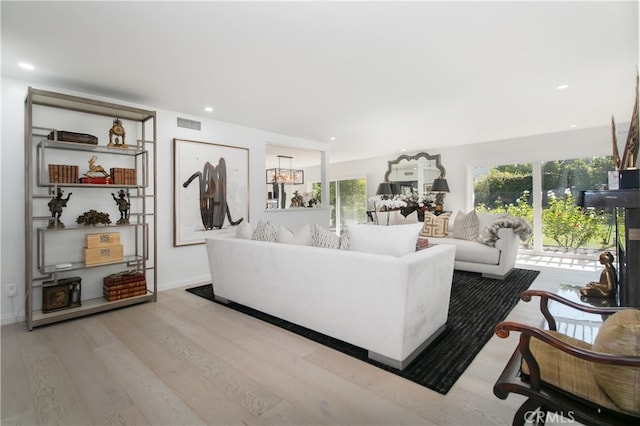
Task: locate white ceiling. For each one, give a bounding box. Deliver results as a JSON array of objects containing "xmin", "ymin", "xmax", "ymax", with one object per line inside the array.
[{"xmin": 2, "ymin": 1, "xmax": 638, "ymax": 165}]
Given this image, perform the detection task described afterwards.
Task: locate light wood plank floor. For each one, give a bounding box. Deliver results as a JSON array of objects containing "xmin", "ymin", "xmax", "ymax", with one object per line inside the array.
[{"xmin": 2, "ymin": 258, "xmax": 599, "ymax": 426}]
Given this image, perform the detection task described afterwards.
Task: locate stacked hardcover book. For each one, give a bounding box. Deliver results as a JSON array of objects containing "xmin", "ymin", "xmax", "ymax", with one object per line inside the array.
[
  {"xmin": 49, "ymin": 164, "xmax": 79, "ymax": 184},
  {"xmin": 103, "ymin": 270, "xmax": 147, "ymax": 301},
  {"xmin": 110, "ymin": 167, "xmax": 137, "ymax": 185}
]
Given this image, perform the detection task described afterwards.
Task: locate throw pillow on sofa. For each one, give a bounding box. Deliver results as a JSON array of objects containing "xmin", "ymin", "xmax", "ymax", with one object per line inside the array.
[
  {"xmin": 313, "ymin": 224, "xmax": 349, "ymax": 250},
  {"xmin": 452, "ymin": 210, "xmax": 480, "ymax": 240},
  {"xmin": 279, "ymin": 224, "xmax": 313, "ymax": 246},
  {"xmin": 236, "ymin": 221, "xmax": 254, "ymax": 239},
  {"xmin": 348, "ymin": 223, "xmax": 422, "ymax": 256},
  {"xmin": 252, "ymin": 220, "xmax": 278, "ymax": 242},
  {"xmin": 420, "ymin": 212, "xmax": 450, "ymax": 238}
]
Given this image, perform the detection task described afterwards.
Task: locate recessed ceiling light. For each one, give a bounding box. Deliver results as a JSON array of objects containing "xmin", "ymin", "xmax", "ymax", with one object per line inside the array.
[
  {"xmin": 401, "ymin": 148, "xmax": 407, "ymax": 152},
  {"xmin": 557, "ymin": 84, "xmax": 569, "ymax": 90},
  {"xmin": 569, "ymin": 124, "xmax": 577, "ymax": 128},
  {"xmin": 204, "ymin": 107, "xmax": 214, "ymax": 112},
  {"xmin": 329, "ymin": 136, "xmax": 336, "ymax": 141},
  {"xmin": 18, "ymin": 62, "xmax": 34, "ymax": 71}
]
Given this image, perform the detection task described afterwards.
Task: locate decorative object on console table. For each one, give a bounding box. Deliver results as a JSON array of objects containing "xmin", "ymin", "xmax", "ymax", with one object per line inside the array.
[
  {"xmin": 431, "ymin": 178, "xmax": 450, "ymax": 212},
  {"xmin": 42, "ymin": 276, "xmax": 82, "ymax": 313},
  {"xmin": 103, "ymin": 270, "xmax": 146, "ymax": 301},
  {"xmin": 47, "ymin": 130, "xmax": 98, "ymax": 145}
]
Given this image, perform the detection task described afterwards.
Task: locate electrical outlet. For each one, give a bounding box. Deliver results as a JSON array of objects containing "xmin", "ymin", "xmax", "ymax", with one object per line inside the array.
[{"xmin": 6, "ymin": 283, "xmax": 17, "ymax": 298}]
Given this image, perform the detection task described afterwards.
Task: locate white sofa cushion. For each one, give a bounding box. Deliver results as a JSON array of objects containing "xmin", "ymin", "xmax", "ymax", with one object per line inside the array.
[
  {"xmin": 279, "ymin": 224, "xmax": 313, "ymax": 246},
  {"xmin": 348, "ymin": 223, "xmax": 422, "ymax": 257},
  {"xmin": 236, "ymin": 221, "xmax": 254, "ymax": 239},
  {"xmin": 429, "ymin": 236, "xmax": 500, "ymax": 265}
]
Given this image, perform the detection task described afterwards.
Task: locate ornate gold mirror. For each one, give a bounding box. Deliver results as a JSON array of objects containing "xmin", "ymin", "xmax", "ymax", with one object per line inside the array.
[{"xmin": 384, "ymin": 152, "xmax": 445, "ymax": 194}]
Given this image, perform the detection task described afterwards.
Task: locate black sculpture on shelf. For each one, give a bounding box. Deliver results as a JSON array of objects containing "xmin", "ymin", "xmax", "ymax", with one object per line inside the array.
[
  {"xmin": 112, "ymin": 189, "xmax": 130, "ymax": 225},
  {"xmin": 47, "ymin": 188, "xmax": 72, "ymax": 228}
]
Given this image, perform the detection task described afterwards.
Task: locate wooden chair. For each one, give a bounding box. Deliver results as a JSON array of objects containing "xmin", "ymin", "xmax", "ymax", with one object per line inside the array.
[{"xmin": 493, "ymin": 289, "xmax": 640, "ymax": 426}]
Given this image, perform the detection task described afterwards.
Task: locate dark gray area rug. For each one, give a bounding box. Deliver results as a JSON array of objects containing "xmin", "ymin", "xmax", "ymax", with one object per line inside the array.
[{"xmin": 186, "ymin": 268, "xmax": 540, "ymax": 394}]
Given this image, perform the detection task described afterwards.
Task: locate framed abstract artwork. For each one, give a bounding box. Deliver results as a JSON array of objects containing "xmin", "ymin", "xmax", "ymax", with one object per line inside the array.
[{"xmin": 173, "ymin": 138, "xmax": 249, "ymax": 246}]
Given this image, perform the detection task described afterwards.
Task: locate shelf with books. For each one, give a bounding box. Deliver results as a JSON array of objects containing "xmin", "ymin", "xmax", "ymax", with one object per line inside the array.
[{"xmin": 25, "ymin": 87, "xmax": 157, "ymax": 330}]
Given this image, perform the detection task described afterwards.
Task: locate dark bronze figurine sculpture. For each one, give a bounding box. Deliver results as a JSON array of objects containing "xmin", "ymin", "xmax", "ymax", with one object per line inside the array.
[
  {"xmin": 112, "ymin": 189, "xmax": 130, "ymax": 224},
  {"xmin": 182, "ymin": 157, "xmax": 243, "ymax": 230},
  {"xmin": 47, "ymin": 188, "xmax": 72, "ymax": 228},
  {"xmin": 579, "ymin": 251, "xmax": 617, "ymax": 298}
]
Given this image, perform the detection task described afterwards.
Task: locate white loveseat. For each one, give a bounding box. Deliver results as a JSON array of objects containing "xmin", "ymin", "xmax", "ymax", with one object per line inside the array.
[
  {"xmin": 380, "ymin": 210, "xmax": 525, "ymax": 280},
  {"xmin": 205, "ymin": 223, "xmax": 455, "ymax": 370}
]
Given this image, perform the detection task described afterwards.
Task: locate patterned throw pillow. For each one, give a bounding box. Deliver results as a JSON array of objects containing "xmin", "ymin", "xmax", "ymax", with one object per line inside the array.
[
  {"xmin": 420, "ymin": 212, "xmax": 450, "ymax": 238},
  {"xmin": 313, "ymin": 224, "xmax": 348, "ymax": 250},
  {"xmin": 452, "ymin": 210, "xmax": 480, "ymax": 240},
  {"xmin": 251, "ymin": 220, "xmax": 278, "ymax": 242}
]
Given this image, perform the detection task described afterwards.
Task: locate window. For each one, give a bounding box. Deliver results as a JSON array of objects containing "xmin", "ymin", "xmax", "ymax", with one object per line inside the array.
[
  {"xmin": 320, "ymin": 178, "xmax": 366, "ymax": 233},
  {"xmin": 473, "ymin": 157, "xmax": 615, "ymax": 256}
]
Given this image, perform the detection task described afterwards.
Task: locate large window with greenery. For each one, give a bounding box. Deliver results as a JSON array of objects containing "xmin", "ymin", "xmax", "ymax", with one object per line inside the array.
[
  {"xmin": 315, "ymin": 178, "xmax": 366, "ymax": 233},
  {"xmin": 473, "ymin": 157, "xmax": 615, "ymax": 256}
]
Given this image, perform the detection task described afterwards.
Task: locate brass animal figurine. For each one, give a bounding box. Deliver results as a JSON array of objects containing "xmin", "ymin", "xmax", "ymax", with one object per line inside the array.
[{"xmin": 84, "ymin": 156, "xmax": 110, "ymax": 177}]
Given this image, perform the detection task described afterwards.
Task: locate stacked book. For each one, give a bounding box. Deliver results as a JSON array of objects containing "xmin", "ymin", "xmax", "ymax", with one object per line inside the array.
[
  {"xmin": 49, "ymin": 164, "xmax": 79, "ymax": 184},
  {"xmin": 103, "ymin": 270, "xmax": 147, "ymax": 301},
  {"xmin": 110, "ymin": 167, "xmax": 137, "ymax": 185}
]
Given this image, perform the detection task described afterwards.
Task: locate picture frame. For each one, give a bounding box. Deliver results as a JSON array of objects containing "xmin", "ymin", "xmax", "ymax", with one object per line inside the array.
[
  {"xmin": 401, "ymin": 185, "xmax": 413, "ymax": 196},
  {"xmin": 173, "ymin": 139, "xmax": 249, "ymax": 246},
  {"xmin": 424, "ymin": 183, "xmax": 432, "ymax": 193}
]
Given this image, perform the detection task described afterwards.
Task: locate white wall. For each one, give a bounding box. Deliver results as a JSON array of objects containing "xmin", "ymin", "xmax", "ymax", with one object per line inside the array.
[
  {"xmin": 1, "ymin": 77, "xmax": 329, "ymax": 324},
  {"xmin": 329, "ymin": 124, "xmax": 623, "ymax": 217}
]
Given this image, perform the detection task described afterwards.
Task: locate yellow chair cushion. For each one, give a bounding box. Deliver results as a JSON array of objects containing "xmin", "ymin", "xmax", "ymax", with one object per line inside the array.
[
  {"xmin": 522, "ymin": 330, "xmax": 622, "ymax": 413},
  {"xmin": 592, "ymin": 309, "xmax": 640, "ymax": 415}
]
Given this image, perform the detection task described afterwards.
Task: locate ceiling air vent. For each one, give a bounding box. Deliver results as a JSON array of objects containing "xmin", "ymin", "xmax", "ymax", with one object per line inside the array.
[{"xmin": 177, "ymin": 117, "xmax": 201, "ymax": 131}]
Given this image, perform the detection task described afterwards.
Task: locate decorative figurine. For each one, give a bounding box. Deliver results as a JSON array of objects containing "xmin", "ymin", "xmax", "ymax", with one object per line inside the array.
[
  {"xmin": 108, "ymin": 118, "xmax": 127, "ymax": 148},
  {"xmin": 76, "ymin": 210, "xmax": 112, "ymax": 226},
  {"xmin": 290, "ymin": 190, "xmax": 303, "ymax": 208},
  {"xmin": 47, "ymin": 188, "xmax": 72, "ymax": 228},
  {"xmin": 579, "ymin": 251, "xmax": 617, "ymax": 298},
  {"xmin": 83, "ymin": 155, "xmax": 110, "ymax": 177},
  {"xmin": 112, "ymin": 189, "xmax": 130, "ymax": 225}
]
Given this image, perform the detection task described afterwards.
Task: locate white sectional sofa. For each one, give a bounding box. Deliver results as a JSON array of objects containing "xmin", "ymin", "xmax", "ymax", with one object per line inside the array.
[{"xmin": 205, "ymin": 223, "xmax": 455, "ymax": 370}]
